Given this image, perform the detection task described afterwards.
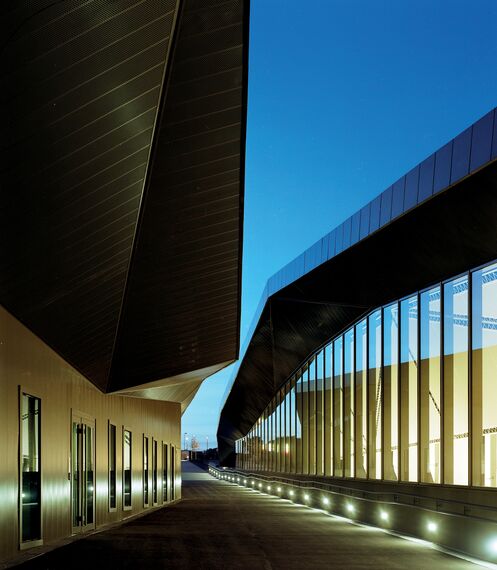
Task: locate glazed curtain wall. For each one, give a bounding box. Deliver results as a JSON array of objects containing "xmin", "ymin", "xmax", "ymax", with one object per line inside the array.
[{"xmin": 235, "ymin": 260, "xmax": 497, "ymax": 489}]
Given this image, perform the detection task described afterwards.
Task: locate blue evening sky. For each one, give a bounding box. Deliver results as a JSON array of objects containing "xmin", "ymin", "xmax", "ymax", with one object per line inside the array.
[{"xmin": 183, "ymin": 0, "xmax": 497, "ymax": 450}]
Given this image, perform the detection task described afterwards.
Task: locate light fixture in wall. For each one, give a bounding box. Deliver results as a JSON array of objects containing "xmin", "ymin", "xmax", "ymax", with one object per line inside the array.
[
  {"xmin": 322, "ymin": 497, "xmax": 330, "ymax": 506},
  {"xmin": 304, "ymin": 493, "xmax": 310, "ymax": 502},
  {"xmin": 277, "ymin": 487, "xmax": 282, "ymax": 493},
  {"xmin": 427, "ymin": 521, "xmax": 438, "ymax": 533},
  {"xmin": 380, "ymin": 510, "xmax": 389, "ymax": 521},
  {"xmin": 346, "ymin": 503, "xmax": 355, "ymax": 514},
  {"xmin": 267, "ymin": 485, "xmax": 271, "ymax": 491},
  {"xmin": 289, "ymin": 490, "xmax": 294, "ymax": 497},
  {"xmin": 488, "ymin": 538, "xmax": 497, "ymax": 555}
]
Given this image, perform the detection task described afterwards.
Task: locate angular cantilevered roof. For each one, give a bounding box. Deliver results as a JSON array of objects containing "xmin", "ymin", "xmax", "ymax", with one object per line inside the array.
[
  {"xmin": 1, "ymin": 0, "xmax": 249, "ymax": 409},
  {"xmin": 218, "ymin": 107, "xmax": 497, "ymax": 463}
]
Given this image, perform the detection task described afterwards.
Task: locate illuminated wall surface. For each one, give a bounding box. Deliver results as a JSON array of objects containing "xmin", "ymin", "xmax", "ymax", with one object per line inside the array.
[
  {"xmin": 236, "ymin": 260, "xmax": 497, "ymax": 489},
  {"xmin": 0, "ymin": 306, "xmax": 181, "ymax": 562}
]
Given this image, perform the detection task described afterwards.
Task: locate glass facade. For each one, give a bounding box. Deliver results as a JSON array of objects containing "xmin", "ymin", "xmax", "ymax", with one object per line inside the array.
[{"xmin": 236, "ymin": 260, "xmax": 497, "ymax": 490}]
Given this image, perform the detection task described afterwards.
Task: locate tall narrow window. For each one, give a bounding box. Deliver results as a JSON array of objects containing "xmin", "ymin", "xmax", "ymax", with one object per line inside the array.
[
  {"xmin": 20, "ymin": 393, "xmax": 41, "ymax": 545},
  {"xmin": 143, "ymin": 436, "xmax": 149, "ymax": 507},
  {"xmin": 472, "ymin": 263, "xmax": 497, "ymax": 487},
  {"xmin": 333, "ymin": 337, "xmax": 343, "ymax": 476},
  {"xmin": 152, "ymin": 439, "xmax": 158, "ymax": 505},
  {"xmin": 170, "ymin": 446, "xmax": 176, "ymax": 501},
  {"xmin": 308, "ymin": 358, "xmax": 317, "ymax": 475},
  {"xmin": 384, "ymin": 303, "xmax": 399, "ymax": 481},
  {"xmin": 355, "ymin": 320, "xmax": 367, "ymax": 478},
  {"xmin": 444, "ymin": 275, "xmax": 468, "ymax": 485},
  {"xmin": 368, "ymin": 310, "xmax": 382, "ymax": 479},
  {"xmin": 344, "ymin": 328, "xmax": 355, "ymax": 477},
  {"xmin": 296, "ymin": 372, "xmax": 304, "ymax": 473},
  {"xmin": 163, "ymin": 443, "xmax": 169, "ymax": 502},
  {"xmin": 324, "ymin": 344, "xmax": 333, "ymax": 476},
  {"xmin": 123, "ymin": 429, "xmax": 132, "ymax": 509},
  {"xmin": 108, "ymin": 423, "xmax": 116, "ymax": 511},
  {"xmin": 290, "ymin": 377, "xmax": 297, "ymax": 473},
  {"xmin": 420, "ymin": 287, "xmax": 441, "ymax": 484},
  {"xmin": 301, "ymin": 368, "xmax": 310, "ymax": 474},
  {"xmin": 316, "ymin": 350, "xmax": 324, "ymax": 476},
  {"xmin": 400, "ymin": 296, "xmax": 418, "ymax": 482}
]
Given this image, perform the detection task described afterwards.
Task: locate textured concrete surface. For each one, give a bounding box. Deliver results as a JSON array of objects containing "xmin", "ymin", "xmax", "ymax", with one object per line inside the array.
[{"xmin": 16, "ymin": 462, "xmax": 479, "ymax": 569}]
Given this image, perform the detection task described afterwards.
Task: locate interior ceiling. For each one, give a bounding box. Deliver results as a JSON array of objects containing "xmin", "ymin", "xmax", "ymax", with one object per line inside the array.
[
  {"xmin": 0, "ymin": 0, "xmax": 249, "ymax": 408},
  {"xmin": 218, "ymin": 158, "xmax": 497, "ymax": 463}
]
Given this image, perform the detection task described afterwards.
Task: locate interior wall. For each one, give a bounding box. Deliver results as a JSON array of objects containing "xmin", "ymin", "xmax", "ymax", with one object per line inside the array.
[{"xmin": 0, "ymin": 305, "xmax": 181, "ymax": 563}]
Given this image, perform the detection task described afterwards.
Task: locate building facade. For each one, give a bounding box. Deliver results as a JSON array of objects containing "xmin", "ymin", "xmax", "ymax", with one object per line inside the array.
[
  {"xmin": 0, "ymin": 0, "xmax": 249, "ymax": 563},
  {"xmin": 218, "ymin": 107, "xmax": 497, "ymax": 561}
]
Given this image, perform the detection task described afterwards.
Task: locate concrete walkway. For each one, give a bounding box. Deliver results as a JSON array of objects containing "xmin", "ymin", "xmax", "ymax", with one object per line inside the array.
[{"xmin": 17, "ymin": 462, "xmax": 479, "ymax": 569}]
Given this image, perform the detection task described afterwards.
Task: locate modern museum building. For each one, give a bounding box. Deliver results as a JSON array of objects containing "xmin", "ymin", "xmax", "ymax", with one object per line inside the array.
[{"xmin": 218, "ymin": 107, "xmax": 497, "ymax": 562}]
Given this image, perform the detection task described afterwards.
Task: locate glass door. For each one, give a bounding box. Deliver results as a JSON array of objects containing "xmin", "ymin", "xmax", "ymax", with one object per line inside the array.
[{"xmin": 71, "ymin": 413, "xmax": 95, "ymax": 533}]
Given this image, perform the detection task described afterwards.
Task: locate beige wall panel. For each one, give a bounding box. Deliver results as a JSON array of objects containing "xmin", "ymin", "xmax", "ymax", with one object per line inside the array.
[{"xmin": 0, "ymin": 306, "xmax": 181, "ymax": 563}]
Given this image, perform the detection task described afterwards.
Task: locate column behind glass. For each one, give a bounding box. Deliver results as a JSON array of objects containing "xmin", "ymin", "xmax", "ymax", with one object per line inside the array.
[
  {"xmin": 368, "ymin": 310, "xmax": 382, "ymax": 479},
  {"xmin": 316, "ymin": 349, "xmax": 325, "ymax": 476},
  {"xmin": 383, "ymin": 303, "xmax": 399, "ymax": 481},
  {"xmin": 472, "ymin": 263, "xmax": 497, "ymax": 487},
  {"xmin": 344, "ymin": 328, "xmax": 355, "ymax": 477},
  {"xmin": 400, "ymin": 296, "xmax": 418, "ymax": 482},
  {"xmin": 355, "ymin": 320, "xmax": 367, "ymax": 478},
  {"xmin": 333, "ymin": 336, "xmax": 344, "ymax": 476},
  {"xmin": 420, "ymin": 287, "xmax": 441, "ymax": 484},
  {"xmin": 324, "ymin": 343, "xmax": 333, "ymax": 476}
]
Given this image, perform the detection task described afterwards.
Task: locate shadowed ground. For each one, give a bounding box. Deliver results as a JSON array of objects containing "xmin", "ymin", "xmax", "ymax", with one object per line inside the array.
[{"xmin": 16, "ymin": 462, "xmax": 478, "ymax": 569}]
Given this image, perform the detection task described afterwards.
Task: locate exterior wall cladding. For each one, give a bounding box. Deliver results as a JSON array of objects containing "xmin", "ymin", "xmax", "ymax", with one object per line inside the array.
[
  {"xmin": 233, "ymin": 107, "xmax": 497, "ymax": 492},
  {"xmin": 0, "ymin": 305, "xmax": 181, "ymax": 563}
]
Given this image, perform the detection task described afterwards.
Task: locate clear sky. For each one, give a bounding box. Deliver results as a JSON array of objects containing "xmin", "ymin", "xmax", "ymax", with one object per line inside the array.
[{"xmin": 182, "ymin": 0, "xmax": 497, "ymax": 450}]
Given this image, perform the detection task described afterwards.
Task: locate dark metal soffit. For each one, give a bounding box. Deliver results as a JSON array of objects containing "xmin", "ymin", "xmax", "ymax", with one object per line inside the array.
[
  {"xmin": 0, "ymin": 0, "xmax": 249, "ymax": 399},
  {"xmin": 218, "ymin": 108, "xmax": 497, "ymax": 462}
]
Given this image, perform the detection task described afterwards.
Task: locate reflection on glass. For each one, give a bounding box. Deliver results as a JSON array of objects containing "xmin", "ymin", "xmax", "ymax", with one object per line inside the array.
[
  {"xmin": 85, "ymin": 426, "xmax": 94, "ymax": 524},
  {"xmin": 109, "ymin": 423, "xmax": 116, "ymax": 510},
  {"xmin": 355, "ymin": 320, "xmax": 367, "ymax": 478},
  {"xmin": 21, "ymin": 394, "xmax": 41, "ymax": 542},
  {"xmin": 143, "ymin": 436, "xmax": 149, "ymax": 506},
  {"xmin": 368, "ymin": 310, "xmax": 382, "ymax": 479},
  {"xmin": 324, "ymin": 344, "xmax": 333, "ymax": 476},
  {"xmin": 163, "ymin": 442, "xmax": 169, "ymax": 502},
  {"xmin": 344, "ymin": 329, "xmax": 355, "ymax": 477},
  {"xmin": 472, "ymin": 263, "xmax": 497, "ymax": 487},
  {"xmin": 123, "ymin": 429, "xmax": 132, "ymax": 507},
  {"xmin": 400, "ymin": 296, "xmax": 418, "ymax": 482},
  {"xmin": 384, "ymin": 303, "xmax": 399, "ymax": 481},
  {"xmin": 153, "ymin": 439, "xmax": 158, "ymax": 504},
  {"xmin": 333, "ymin": 337, "xmax": 343, "ymax": 476},
  {"xmin": 420, "ymin": 287, "xmax": 441, "ymax": 484}
]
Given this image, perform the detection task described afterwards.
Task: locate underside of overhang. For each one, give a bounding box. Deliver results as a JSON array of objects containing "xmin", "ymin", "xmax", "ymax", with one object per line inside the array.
[
  {"xmin": 1, "ymin": 0, "xmax": 249, "ymax": 407},
  {"xmin": 218, "ymin": 157, "xmax": 497, "ymax": 464}
]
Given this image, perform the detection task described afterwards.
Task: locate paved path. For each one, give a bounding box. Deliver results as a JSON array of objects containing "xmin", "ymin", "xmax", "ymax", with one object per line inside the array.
[{"xmin": 17, "ymin": 462, "xmax": 478, "ymax": 569}]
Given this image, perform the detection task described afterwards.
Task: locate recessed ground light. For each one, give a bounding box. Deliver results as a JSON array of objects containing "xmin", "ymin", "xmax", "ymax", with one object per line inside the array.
[{"xmin": 427, "ymin": 521, "xmax": 437, "ymax": 533}]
